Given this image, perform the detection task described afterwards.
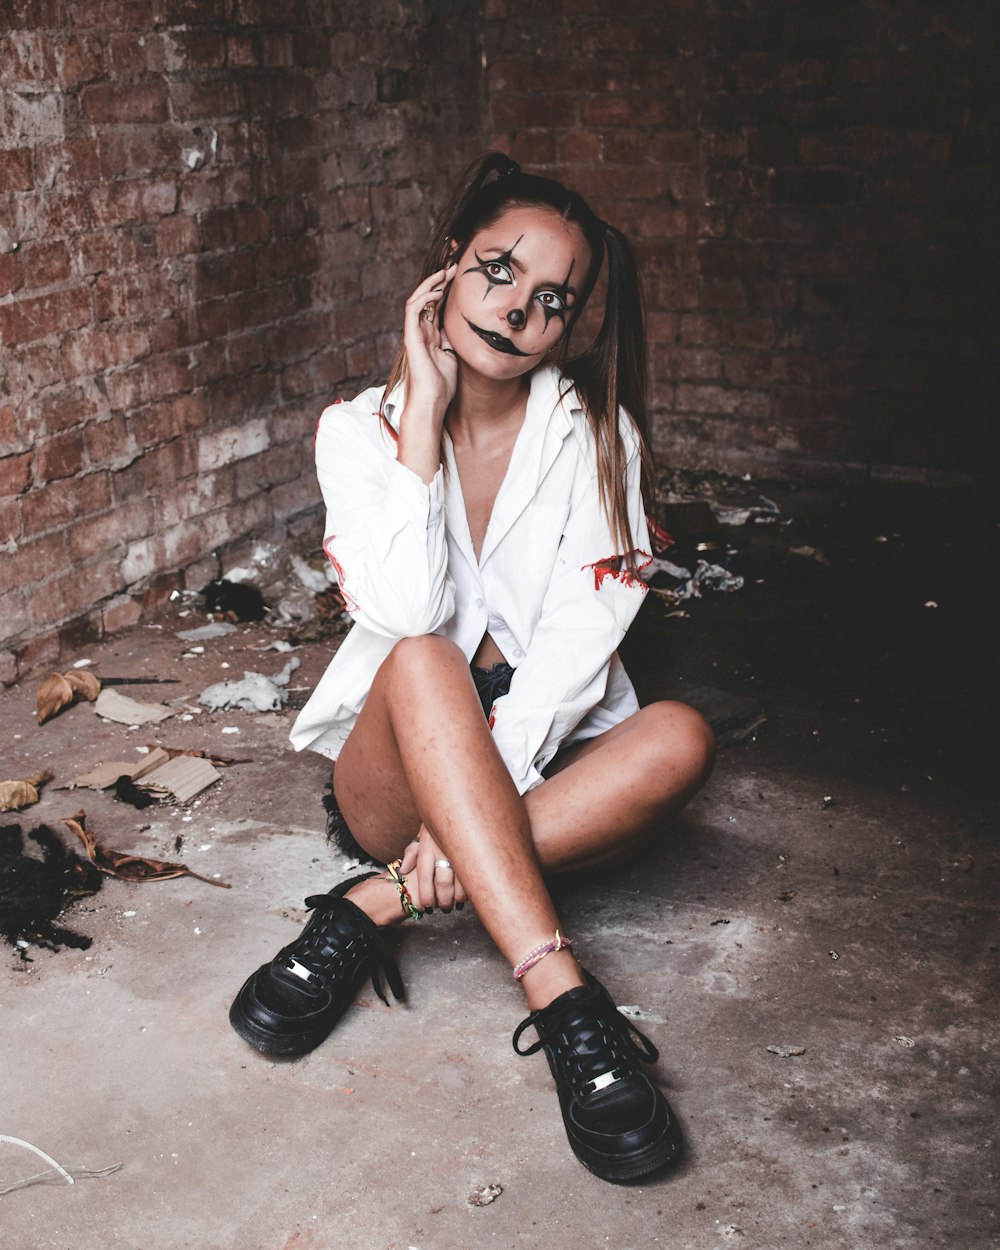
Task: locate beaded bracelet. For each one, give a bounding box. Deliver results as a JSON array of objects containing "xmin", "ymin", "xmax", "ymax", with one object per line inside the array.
[
  {"xmin": 512, "ymin": 929, "xmax": 573, "ymax": 980},
  {"xmin": 385, "ymin": 859, "xmax": 422, "ymax": 920}
]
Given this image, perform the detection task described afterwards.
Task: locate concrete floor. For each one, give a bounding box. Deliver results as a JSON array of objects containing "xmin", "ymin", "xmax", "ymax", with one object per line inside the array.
[{"xmin": 1, "ymin": 478, "xmax": 996, "ymax": 1250}]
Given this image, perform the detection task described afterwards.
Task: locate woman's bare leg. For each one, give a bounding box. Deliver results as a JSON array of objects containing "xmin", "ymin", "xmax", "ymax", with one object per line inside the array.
[{"xmin": 333, "ymin": 635, "xmax": 714, "ymax": 1008}]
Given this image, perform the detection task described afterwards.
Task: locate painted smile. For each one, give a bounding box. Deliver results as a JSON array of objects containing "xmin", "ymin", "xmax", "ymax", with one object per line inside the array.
[{"xmin": 466, "ymin": 319, "xmax": 530, "ymax": 357}]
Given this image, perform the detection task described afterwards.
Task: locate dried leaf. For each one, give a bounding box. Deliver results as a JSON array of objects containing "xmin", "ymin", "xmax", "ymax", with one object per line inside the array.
[
  {"xmin": 36, "ymin": 670, "xmax": 101, "ymax": 724},
  {"xmin": 61, "ymin": 811, "xmax": 231, "ymax": 889},
  {"xmin": 147, "ymin": 745, "xmax": 244, "ymax": 767},
  {"xmin": 0, "ymin": 771, "xmax": 53, "ymax": 813},
  {"xmin": 64, "ymin": 670, "xmax": 100, "ymax": 700}
]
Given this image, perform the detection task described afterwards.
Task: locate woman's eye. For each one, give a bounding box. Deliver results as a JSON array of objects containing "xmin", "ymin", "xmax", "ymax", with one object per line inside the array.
[
  {"xmin": 486, "ymin": 262, "xmax": 512, "ymax": 281},
  {"xmin": 538, "ymin": 291, "xmax": 566, "ymax": 311}
]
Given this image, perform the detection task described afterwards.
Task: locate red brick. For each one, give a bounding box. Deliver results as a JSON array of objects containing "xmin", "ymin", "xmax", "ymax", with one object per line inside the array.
[
  {"xmin": 22, "ymin": 240, "xmax": 72, "ymax": 289},
  {"xmin": 5, "ymin": 530, "xmax": 68, "ymax": 589},
  {"xmin": 142, "ymin": 437, "xmax": 198, "ymax": 492},
  {"xmin": 34, "ymin": 385, "xmax": 102, "ymax": 434},
  {"xmin": 60, "ymin": 327, "xmax": 151, "ymax": 379},
  {"xmin": 170, "ymin": 78, "xmax": 242, "ymax": 121},
  {"xmin": 36, "ymin": 430, "xmax": 86, "ymax": 482},
  {"xmin": 0, "ymin": 147, "xmax": 34, "ymax": 193},
  {"xmin": 68, "ymin": 496, "xmax": 151, "ymax": 560},
  {"xmin": 27, "ymin": 561, "xmax": 121, "ymax": 627},
  {"xmin": 81, "ymin": 81, "xmax": 169, "ymax": 124},
  {"xmin": 0, "ymin": 253, "xmax": 24, "ymax": 297},
  {"xmin": 0, "ymin": 287, "xmax": 92, "ymax": 346},
  {"xmin": 0, "ymin": 453, "xmax": 32, "ymax": 496},
  {"xmin": 14, "ymin": 623, "xmax": 59, "ymax": 675},
  {"xmin": 156, "ymin": 214, "xmax": 198, "ymax": 257},
  {"xmin": 61, "ymin": 34, "xmax": 105, "ymax": 84},
  {"xmin": 107, "ymin": 30, "xmax": 166, "ymax": 74},
  {"xmin": 102, "ymin": 593, "xmax": 142, "ymax": 634},
  {"xmin": 492, "ymin": 93, "xmax": 576, "ymax": 131},
  {"xmin": 83, "ymin": 414, "xmax": 137, "ymax": 467},
  {"xmin": 225, "ymin": 33, "xmax": 257, "ymax": 68},
  {"xmin": 21, "ymin": 471, "xmax": 111, "ymax": 536}
]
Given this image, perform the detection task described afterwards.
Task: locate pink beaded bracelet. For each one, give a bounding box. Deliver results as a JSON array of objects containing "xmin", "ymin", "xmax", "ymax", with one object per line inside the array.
[{"xmin": 512, "ymin": 930, "xmax": 573, "ymax": 980}]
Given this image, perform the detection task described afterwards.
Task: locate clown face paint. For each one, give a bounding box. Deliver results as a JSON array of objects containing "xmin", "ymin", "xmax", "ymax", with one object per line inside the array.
[{"xmin": 442, "ymin": 205, "xmax": 593, "ymax": 381}]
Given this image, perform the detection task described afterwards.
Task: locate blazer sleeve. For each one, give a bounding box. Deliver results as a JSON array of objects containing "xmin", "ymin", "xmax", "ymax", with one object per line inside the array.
[
  {"xmin": 487, "ymin": 421, "xmax": 650, "ymax": 794},
  {"xmin": 316, "ymin": 398, "xmax": 455, "ymax": 639}
]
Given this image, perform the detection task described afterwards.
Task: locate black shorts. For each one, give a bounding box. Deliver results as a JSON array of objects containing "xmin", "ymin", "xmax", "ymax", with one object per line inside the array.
[{"xmin": 322, "ymin": 661, "xmax": 515, "ymax": 865}]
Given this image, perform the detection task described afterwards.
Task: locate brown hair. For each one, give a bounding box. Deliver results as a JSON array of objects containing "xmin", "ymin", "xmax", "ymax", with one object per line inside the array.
[{"xmin": 384, "ymin": 152, "xmax": 655, "ymax": 562}]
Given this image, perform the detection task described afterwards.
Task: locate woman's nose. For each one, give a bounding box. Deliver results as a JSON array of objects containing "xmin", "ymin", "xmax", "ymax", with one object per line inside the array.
[{"xmin": 505, "ymin": 307, "xmax": 525, "ymax": 329}]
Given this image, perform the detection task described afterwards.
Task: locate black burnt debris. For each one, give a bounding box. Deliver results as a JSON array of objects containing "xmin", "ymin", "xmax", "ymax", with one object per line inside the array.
[{"xmin": 0, "ymin": 824, "xmax": 102, "ymax": 957}]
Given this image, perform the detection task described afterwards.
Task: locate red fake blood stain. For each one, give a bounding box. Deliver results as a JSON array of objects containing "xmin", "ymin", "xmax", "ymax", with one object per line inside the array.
[
  {"xmin": 378, "ymin": 410, "xmax": 399, "ymax": 443},
  {"xmin": 581, "ymin": 550, "xmax": 652, "ymax": 591},
  {"xmin": 322, "ymin": 538, "xmax": 358, "ymax": 612},
  {"xmin": 488, "ymin": 706, "xmax": 496, "ymax": 729},
  {"xmin": 647, "ymin": 515, "xmax": 675, "ymax": 554}
]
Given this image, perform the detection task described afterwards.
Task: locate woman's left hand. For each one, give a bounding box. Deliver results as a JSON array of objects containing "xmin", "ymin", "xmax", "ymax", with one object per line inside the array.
[
  {"xmin": 398, "ymin": 823, "xmax": 467, "ymax": 913},
  {"xmin": 402, "ymin": 264, "xmax": 459, "ymax": 418}
]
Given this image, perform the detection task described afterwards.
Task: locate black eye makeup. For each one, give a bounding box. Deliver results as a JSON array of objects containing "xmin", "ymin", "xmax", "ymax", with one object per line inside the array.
[
  {"xmin": 536, "ymin": 258, "xmax": 576, "ymax": 330},
  {"xmin": 465, "ymin": 237, "xmax": 522, "ymax": 300}
]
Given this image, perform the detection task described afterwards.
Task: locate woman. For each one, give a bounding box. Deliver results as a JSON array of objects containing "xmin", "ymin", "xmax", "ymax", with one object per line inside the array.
[{"xmin": 229, "ymin": 153, "xmax": 715, "ymax": 1183}]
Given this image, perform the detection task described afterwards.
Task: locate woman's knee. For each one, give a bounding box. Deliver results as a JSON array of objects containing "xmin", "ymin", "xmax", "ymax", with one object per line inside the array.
[
  {"xmin": 384, "ymin": 633, "xmax": 466, "ymax": 681},
  {"xmin": 638, "ymin": 700, "xmax": 716, "ymax": 790}
]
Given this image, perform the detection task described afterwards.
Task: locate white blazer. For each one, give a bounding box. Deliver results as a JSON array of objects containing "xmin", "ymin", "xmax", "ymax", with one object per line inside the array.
[{"xmin": 289, "ymin": 364, "xmax": 651, "ymax": 795}]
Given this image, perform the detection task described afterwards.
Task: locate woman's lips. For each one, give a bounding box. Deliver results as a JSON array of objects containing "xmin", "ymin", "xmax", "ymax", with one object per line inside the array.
[{"xmin": 466, "ymin": 319, "xmax": 530, "ymax": 357}]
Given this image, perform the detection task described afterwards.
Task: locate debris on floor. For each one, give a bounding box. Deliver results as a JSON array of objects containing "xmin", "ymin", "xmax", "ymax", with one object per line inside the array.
[
  {"xmin": 0, "ymin": 823, "xmax": 102, "ymax": 953},
  {"xmin": 767, "ymin": 1044, "xmax": 806, "ymax": 1058},
  {"xmin": 467, "ymin": 1182, "xmax": 503, "ymax": 1207},
  {"xmin": 66, "ymin": 747, "xmax": 174, "ymax": 791},
  {"xmin": 199, "ymin": 657, "xmax": 300, "ymax": 712},
  {"xmin": 0, "ymin": 771, "xmax": 53, "ymax": 813},
  {"xmin": 200, "ymin": 578, "xmax": 267, "ymax": 622},
  {"xmin": 132, "ymin": 753, "xmax": 221, "ymax": 804},
  {"xmin": 0, "ymin": 1134, "xmax": 122, "ymax": 1195},
  {"xmin": 645, "ymin": 557, "xmax": 744, "ymax": 602},
  {"xmin": 176, "ymin": 621, "xmax": 238, "ymax": 642},
  {"xmin": 94, "ymin": 687, "xmax": 177, "ymax": 726},
  {"xmin": 291, "ymin": 554, "xmax": 335, "ymax": 594},
  {"xmin": 35, "ymin": 669, "xmax": 100, "ymax": 724},
  {"xmin": 62, "ymin": 811, "xmax": 231, "ymax": 888}
]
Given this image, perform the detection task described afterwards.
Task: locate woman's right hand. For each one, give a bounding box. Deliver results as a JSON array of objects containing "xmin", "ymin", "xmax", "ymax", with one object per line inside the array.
[{"xmin": 402, "ymin": 264, "xmax": 459, "ymax": 419}]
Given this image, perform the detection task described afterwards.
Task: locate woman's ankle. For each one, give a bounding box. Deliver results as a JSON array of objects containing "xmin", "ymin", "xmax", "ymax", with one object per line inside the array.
[
  {"xmin": 521, "ymin": 949, "xmax": 586, "ymax": 1011},
  {"xmin": 346, "ymin": 874, "xmax": 411, "ymax": 927}
]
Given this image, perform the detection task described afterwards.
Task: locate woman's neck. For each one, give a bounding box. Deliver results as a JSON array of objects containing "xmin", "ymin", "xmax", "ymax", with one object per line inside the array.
[{"xmin": 446, "ymin": 368, "xmax": 532, "ymax": 445}]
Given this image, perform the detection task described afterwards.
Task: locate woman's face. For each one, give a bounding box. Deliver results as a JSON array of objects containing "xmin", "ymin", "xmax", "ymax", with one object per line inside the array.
[{"xmin": 442, "ymin": 204, "xmax": 593, "ymax": 382}]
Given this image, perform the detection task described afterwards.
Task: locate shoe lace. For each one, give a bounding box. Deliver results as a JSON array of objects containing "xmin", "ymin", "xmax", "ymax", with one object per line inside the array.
[
  {"xmin": 280, "ymin": 891, "xmax": 404, "ymax": 1005},
  {"xmin": 512, "ymin": 990, "xmax": 659, "ymax": 1096}
]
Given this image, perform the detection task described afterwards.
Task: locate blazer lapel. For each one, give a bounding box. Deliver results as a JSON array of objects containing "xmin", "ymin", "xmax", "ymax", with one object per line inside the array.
[{"xmin": 477, "ymin": 366, "xmax": 575, "ymax": 566}]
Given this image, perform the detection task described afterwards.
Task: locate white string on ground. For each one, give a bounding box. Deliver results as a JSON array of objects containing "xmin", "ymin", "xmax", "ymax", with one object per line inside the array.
[{"xmin": 0, "ymin": 1136, "xmax": 123, "ymax": 1195}]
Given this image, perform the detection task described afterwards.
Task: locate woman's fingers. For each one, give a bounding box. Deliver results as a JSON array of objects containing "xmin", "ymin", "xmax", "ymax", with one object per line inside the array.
[
  {"xmin": 397, "ymin": 835, "xmax": 422, "ymax": 877},
  {"xmin": 405, "ymin": 264, "xmax": 456, "ymax": 321},
  {"xmin": 413, "ymin": 830, "xmax": 463, "ymax": 912}
]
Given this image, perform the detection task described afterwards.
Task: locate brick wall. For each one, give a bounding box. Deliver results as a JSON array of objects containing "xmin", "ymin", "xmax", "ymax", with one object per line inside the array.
[
  {"xmin": 0, "ymin": 0, "xmax": 482, "ymax": 678},
  {"xmin": 2, "ymin": 0, "xmax": 992, "ymax": 674},
  {"xmin": 484, "ymin": 0, "xmax": 991, "ymax": 482}
]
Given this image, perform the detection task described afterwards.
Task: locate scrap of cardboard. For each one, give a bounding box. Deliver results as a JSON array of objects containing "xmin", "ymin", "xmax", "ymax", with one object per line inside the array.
[
  {"xmin": 94, "ymin": 688, "xmax": 175, "ymax": 725},
  {"xmin": 66, "ymin": 748, "xmax": 172, "ymax": 791},
  {"xmin": 135, "ymin": 755, "xmax": 221, "ymax": 804}
]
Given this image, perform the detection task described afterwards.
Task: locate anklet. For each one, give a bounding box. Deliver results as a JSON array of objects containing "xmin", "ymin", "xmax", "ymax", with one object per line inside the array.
[
  {"xmin": 513, "ymin": 930, "xmax": 572, "ymax": 980},
  {"xmin": 385, "ymin": 859, "xmax": 422, "ymax": 920}
]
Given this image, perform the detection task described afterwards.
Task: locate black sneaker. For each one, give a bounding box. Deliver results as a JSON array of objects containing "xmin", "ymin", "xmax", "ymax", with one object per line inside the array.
[
  {"xmin": 513, "ymin": 971, "xmax": 683, "ymax": 1182},
  {"xmin": 229, "ymin": 873, "xmax": 403, "ymax": 1058}
]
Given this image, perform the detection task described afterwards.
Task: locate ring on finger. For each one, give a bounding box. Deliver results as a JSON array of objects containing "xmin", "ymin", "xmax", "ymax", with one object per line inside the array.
[{"xmin": 434, "ymin": 858, "xmax": 453, "ymax": 871}]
